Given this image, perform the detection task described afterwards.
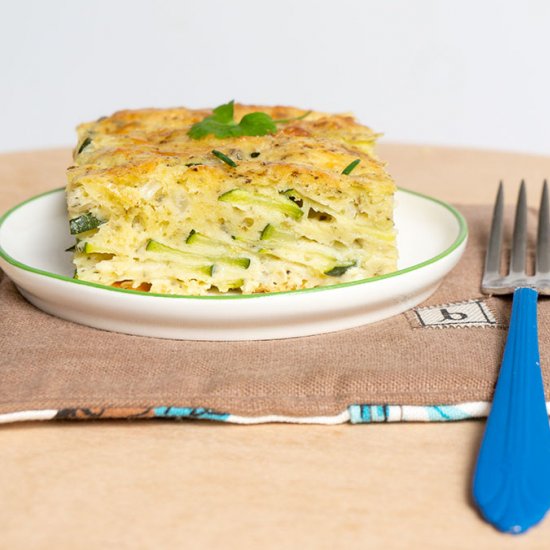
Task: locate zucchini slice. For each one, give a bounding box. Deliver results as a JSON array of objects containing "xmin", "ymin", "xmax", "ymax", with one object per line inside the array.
[
  {"xmin": 260, "ymin": 242, "xmax": 356, "ymax": 277},
  {"xmin": 185, "ymin": 230, "xmax": 226, "ymax": 248},
  {"xmin": 146, "ymin": 239, "xmax": 206, "ymax": 261},
  {"xmin": 147, "ymin": 239, "xmax": 249, "ymax": 270},
  {"xmin": 281, "ymin": 189, "xmax": 338, "ymax": 218},
  {"xmin": 81, "ymin": 242, "xmax": 113, "ymax": 255},
  {"xmin": 69, "ymin": 213, "xmax": 104, "ymax": 235},
  {"xmin": 219, "ymin": 188, "xmax": 303, "ymax": 220},
  {"xmin": 258, "ymin": 246, "xmax": 336, "ymax": 273},
  {"xmin": 76, "ymin": 136, "xmax": 93, "ymax": 155},
  {"xmin": 146, "ymin": 240, "xmax": 214, "ymax": 276},
  {"xmin": 259, "ymin": 224, "xmax": 294, "ymax": 242},
  {"xmin": 227, "ymin": 279, "xmax": 244, "ymax": 288}
]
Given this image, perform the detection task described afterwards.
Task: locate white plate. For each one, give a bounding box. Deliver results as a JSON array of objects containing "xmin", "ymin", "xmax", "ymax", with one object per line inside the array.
[{"xmin": 0, "ymin": 187, "xmax": 467, "ymax": 341}]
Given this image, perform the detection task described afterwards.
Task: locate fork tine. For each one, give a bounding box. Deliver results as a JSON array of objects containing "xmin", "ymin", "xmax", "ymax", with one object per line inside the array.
[
  {"xmin": 536, "ymin": 180, "xmax": 549, "ymax": 275},
  {"xmin": 485, "ymin": 182, "xmax": 505, "ymax": 277},
  {"xmin": 510, "ymin": 181, "xmax": 528, "ymax": 275}
]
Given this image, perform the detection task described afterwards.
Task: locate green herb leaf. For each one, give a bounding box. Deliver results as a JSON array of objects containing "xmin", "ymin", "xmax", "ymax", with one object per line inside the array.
[
  {"xmin": 188, "ymin": 101, "xmax": 310, "ymax": 140},
  {"xmin": 188, "ymin": 119, "xmax": 237, "ymax": 140},
  {"xmin": 342, "ymin": 159, "xmax": 360, "ymax": 175},
  {"xmin": 212, "ymin": 100, "xmax": 235, "ymax": 123},
  {"xmin": 188, "ymin": 101, "xmax": 236, "ymax": 139},
  {"xmin": 212, "ymin": 150, "xmax": 237, "ymax": 167},
  {"xmin": 238, "ymin": 112, "xmax": 277, "ymax": 136}
]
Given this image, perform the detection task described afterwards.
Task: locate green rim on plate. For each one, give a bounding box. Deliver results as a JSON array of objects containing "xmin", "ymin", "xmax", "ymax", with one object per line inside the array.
[{"xmin": 0, "ymin": 186, "xmax": 468, "ymax": 300}]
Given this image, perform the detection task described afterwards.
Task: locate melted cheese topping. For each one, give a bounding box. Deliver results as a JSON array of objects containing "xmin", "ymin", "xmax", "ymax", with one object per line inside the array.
[{"xmin": 66, "ymin": 104, "xmax": 397, "ymax": 295}]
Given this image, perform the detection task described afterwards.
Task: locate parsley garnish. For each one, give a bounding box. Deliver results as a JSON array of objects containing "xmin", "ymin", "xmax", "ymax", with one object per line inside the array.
[
  {"xmin": 212, "ymin": 149, "xmax": 237, "ymax": 167},
  {"xmin": 342, "ymin": 159, "xmax": 360, "ymax": 175},
  {"xmin": 188, "ymin": 100, "xmax": 311, "ymax": 140}
]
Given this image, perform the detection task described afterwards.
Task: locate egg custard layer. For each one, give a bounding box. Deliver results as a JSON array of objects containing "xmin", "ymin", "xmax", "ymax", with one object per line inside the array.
[{"xmin": 66, "ymin": 103, "xmax": 397, "ymax": 295}]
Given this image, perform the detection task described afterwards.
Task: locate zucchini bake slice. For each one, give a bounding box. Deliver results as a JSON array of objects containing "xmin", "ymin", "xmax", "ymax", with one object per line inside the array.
[{"xmin": 66, "ymin": 102, "xmax": 397, "ymax": 295}]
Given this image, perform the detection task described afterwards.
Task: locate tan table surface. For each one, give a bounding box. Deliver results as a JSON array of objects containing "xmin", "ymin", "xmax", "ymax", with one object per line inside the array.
[{"xmin": 1, "ymin": 145, "xmax": 550, "ymax": 549}]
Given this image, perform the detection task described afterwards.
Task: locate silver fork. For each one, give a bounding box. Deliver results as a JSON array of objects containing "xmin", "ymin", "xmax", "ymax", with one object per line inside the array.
[{"xmin": 473, "ymin": 181, "xmax": 550, "ymax": 534}]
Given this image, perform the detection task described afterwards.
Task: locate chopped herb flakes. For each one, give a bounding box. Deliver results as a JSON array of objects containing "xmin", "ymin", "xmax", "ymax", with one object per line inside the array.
[
  {"xmin": 342, "ymin": 159, "xmax": 360, "ymax": 175},
  {"xmin": 77, "ymin": 136, "xmax": 93, "ymax": 155},
  {"xmin": 212, "ymin": 150, "xmax": 237, "ymax": 167}
]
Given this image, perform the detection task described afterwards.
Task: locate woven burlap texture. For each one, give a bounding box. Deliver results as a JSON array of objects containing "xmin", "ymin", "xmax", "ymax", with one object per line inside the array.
[{"xmin": 1, "ymin": 205, "xmax": 548, "ymax": 417}]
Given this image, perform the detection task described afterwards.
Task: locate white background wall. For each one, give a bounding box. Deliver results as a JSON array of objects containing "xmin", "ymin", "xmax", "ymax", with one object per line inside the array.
[{"xmin": 1, "ymin": 0, "xmax": 549, "ymax": 154}]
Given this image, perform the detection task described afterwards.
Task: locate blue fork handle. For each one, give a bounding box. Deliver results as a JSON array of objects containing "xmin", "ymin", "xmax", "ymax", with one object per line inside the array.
[{"xmin": 473, "ymin": 287, "xmax": 550, "ymax": 533}]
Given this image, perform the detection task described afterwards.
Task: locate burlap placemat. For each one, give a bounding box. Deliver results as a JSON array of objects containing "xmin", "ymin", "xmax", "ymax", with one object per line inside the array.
[{"xmin": 1, "ymin": 204, "xmax": 548, "ymax": 424}]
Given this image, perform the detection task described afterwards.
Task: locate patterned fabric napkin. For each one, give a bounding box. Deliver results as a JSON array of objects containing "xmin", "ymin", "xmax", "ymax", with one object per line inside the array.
[{"xmin": 1, "ymin": 205, "xmax": 548, "ymax": 425}]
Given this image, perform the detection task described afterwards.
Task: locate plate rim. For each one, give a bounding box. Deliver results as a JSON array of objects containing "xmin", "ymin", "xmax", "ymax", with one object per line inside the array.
[{"xmin": 0, "ymin": 186, "xmax": 468, "ymax": 301}]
